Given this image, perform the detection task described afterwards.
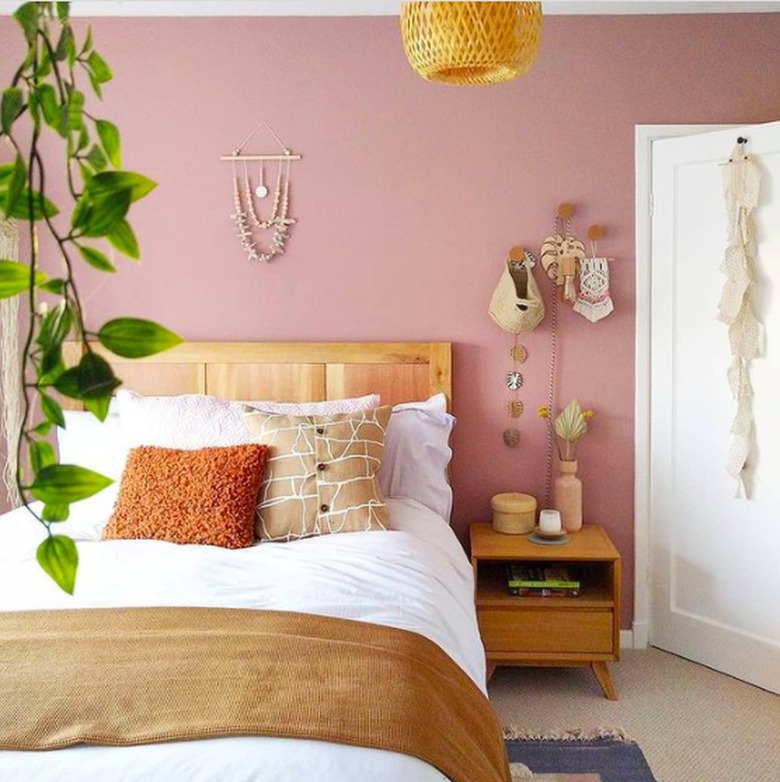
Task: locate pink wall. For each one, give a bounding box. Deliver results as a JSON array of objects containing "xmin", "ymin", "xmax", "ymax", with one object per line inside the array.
[{"xmin": 3, "ymin": 12, "xmax": 780, "ymax": 626}]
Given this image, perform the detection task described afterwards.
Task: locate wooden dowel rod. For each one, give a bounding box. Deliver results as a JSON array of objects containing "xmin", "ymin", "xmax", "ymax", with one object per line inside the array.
[{"xmin": 220, "ymin": 154, "xmax": 302, "ymax": 161}]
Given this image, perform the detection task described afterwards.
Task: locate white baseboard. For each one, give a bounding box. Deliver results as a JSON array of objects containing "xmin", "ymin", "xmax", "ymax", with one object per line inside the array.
[
  {"xmin": 631, "ymin": 621, "xmax": 649, "ymax": 649},
  {"xmin": 620, "ymin": 629, "xmax": 635, "ymax": 650}
]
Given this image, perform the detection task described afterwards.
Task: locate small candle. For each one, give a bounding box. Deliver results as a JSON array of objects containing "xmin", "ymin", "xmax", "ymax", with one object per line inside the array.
[{"xmin": 539, "ymin": 509, "xmax": 562, "ymax": 534}]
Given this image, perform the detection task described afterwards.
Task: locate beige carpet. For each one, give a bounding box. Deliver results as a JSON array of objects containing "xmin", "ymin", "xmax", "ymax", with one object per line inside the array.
[{"xmin": 489, "ymin": 647, "xmax": 780, "ymax": 782}]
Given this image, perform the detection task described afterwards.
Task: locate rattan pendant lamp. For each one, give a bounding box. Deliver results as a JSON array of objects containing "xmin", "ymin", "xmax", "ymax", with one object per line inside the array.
[{"xmin": 400, "ymin": 2, "xmax": 542, "ymax": 86}]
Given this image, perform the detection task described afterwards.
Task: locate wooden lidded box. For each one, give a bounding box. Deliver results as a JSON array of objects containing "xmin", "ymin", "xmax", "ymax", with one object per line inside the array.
[{"xmin": 491, "ymin": 492, "xmax": 536, "ymax": 535}]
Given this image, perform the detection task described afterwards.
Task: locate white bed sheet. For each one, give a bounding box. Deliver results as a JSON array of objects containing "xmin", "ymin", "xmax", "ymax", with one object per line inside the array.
[{"xmin": 0, "ymin": 497, "xmax": 485, "ymax": 782}]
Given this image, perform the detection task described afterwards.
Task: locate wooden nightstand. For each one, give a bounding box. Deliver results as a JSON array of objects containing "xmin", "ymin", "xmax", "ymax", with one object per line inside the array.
[{"xmin": 469, "ymin": 522, "xmax": 621, "ymax": 700}]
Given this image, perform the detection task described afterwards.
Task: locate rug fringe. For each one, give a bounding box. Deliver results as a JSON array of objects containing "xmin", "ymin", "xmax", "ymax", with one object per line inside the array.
[{"xmin": 503, "ymin": 726, "xmax": 631, "ymax": 742}]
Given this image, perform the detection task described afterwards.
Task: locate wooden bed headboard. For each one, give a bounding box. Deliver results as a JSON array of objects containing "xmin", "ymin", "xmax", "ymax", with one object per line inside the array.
[{"xmin": 61, "ymin": 342, "xmax": 452, "ymax": 409}]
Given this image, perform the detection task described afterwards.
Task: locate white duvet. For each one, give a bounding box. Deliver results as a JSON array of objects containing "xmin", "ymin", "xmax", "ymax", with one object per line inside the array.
[{"xmin": 0, "ymin": 497, "xmax": 485, "ymax": 782}]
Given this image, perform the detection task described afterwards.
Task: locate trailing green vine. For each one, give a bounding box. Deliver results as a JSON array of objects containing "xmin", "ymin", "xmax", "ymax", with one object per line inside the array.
[{"xmin": 0, "ymin": 2, "xmax": 181, "ymax": 593}]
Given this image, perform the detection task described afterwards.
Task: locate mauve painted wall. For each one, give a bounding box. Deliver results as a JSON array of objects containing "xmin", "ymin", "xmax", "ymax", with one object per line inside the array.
[{"xmin": 3, "ymin": 12, "xmax": 780, "ymax": 627}]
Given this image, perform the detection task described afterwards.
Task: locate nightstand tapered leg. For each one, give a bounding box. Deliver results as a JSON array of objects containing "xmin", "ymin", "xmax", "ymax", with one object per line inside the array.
[
  {"xmin": 591, "ymin": 661, "xmax": 618, "ymax": 700},
  {"xmin": 486, "ymin": 661, "xmax": 497, "ymax": 682}
]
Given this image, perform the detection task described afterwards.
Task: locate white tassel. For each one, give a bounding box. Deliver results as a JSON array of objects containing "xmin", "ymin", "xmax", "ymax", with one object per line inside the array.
[{"xmin": 0, "ymin": 218, "xmax": 23, "ymax": 508}]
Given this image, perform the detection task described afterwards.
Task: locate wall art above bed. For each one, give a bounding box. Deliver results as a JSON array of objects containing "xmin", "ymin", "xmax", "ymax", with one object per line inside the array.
[{"xmin": 221, "ymin": 121, "xmax": 302, "ymax": 264}]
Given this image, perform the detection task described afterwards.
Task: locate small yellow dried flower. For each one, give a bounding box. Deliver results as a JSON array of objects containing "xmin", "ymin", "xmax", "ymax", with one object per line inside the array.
[
  {"xmin": 583, "ymin": 410, "xmax": 594, "ymax": 420},
  {"xmin": 537, "ymin": 406, "xmax": 550, "ymax": 419}
]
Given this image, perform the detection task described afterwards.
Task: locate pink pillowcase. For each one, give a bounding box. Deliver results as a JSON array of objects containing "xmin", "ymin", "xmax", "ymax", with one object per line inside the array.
[{"xmin": 378, "ymin": 394, "xmax": 455, "ymax": 522}]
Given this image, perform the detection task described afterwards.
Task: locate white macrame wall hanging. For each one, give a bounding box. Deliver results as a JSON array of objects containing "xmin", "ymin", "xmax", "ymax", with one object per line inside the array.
[
  {"xmin": 718, "ymin": 137, "xmax": 761, "ymax": 498},
  {"xmin": 0, "ymin": 217, "xmax": 22, "ymax": 508},
  {"xmin": 573, "ymin": 225, "xmax": 614, "ymax": 323},
  {"xmin": 221, "ymin": 121, "xmax": 301, "ymax": 264}
]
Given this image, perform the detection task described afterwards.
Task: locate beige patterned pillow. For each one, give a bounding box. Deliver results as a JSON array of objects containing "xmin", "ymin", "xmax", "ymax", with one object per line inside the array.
[{"xmin": 244, "ymin": 406, "xmax": 392, "ymax": 541}]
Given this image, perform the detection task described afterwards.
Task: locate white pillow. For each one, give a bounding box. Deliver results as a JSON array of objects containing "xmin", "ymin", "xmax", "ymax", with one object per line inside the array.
[
  {"xmin": 56, "ymin": 407, "xmax": 125, "ymax": 534},
  {"xmin": 378, "ymin": 394, "xmax": 455, "ymax": 522},
  {"xmin": 116, "ymin": 390, "xmax": 380, "ymax": 450}
]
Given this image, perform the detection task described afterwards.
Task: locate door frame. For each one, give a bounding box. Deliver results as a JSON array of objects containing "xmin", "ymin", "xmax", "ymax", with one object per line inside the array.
[{"xmin": 633, "ymin": 124, "xmax": 735, "ymax": 649}]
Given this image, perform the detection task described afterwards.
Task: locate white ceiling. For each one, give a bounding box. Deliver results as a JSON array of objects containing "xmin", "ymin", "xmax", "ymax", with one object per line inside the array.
[{"xmin": 1, "ymin": 1, "xmax": 779, "ymax": 16}]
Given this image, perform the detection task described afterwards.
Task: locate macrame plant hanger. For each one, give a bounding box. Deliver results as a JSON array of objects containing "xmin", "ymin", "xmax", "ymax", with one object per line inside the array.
[
  {"xmin": 221, "ymin": 121, "xmax": 301, "ymax": 264},
  {"xmin": 0, "ymin": 217, "xmax": 22, "ymax": 507}
]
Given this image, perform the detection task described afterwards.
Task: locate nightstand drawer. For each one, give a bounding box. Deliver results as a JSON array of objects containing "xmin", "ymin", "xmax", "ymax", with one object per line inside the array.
[{"xmin": 478, "ymin": 608, "xmax": 614, "ymax": 654}]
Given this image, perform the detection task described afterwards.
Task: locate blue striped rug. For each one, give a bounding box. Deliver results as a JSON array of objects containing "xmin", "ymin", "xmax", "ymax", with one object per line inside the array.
[{"xmin": 504, "ymin": 730, "xmax": 657, "ymax": 782}]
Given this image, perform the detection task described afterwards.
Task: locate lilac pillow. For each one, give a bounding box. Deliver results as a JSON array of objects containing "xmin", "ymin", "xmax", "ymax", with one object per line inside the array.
[{"xmin": 378, "ymin": 394, "xmax": 455, "ymax": 522}]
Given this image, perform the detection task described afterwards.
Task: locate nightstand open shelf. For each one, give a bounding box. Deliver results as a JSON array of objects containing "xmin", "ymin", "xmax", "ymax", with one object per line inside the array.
[{"xmin": 470, "ymin": 522, "xmax": 621, "ymax": 700}]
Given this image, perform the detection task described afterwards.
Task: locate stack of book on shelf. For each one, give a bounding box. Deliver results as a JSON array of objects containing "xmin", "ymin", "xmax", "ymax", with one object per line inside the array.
[{"xmin": 506, "ymin": 564, "xmax": 580, "ymax": 597}]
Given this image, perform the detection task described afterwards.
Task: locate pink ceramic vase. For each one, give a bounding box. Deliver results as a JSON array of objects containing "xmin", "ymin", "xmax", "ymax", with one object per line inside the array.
[{"xmin": 553, "ymin": 459, "xmax": 582, "ymax": 532}]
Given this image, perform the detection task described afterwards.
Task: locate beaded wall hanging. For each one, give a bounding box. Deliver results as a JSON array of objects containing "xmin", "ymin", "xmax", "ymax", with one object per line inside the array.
[{"xmin": 221, "ymin": 121, "xmax": 301, "ymax": 264}]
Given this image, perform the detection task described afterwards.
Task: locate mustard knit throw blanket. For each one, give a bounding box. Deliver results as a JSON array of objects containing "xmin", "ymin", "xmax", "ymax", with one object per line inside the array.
[{"xmin": 0, "ymin": 607, "xmax": 510, "ymax": 782}]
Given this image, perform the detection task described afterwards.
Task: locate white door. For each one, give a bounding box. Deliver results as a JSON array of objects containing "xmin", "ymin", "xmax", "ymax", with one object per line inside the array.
[{"xmin": 650, "ymin": 121, "xmax": 780, "ymax": 693}]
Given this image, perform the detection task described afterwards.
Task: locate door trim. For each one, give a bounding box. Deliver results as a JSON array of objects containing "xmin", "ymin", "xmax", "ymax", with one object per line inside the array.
[{"xmin": 633, "ymin": 124, "xmax": 735, "ymax": 649}]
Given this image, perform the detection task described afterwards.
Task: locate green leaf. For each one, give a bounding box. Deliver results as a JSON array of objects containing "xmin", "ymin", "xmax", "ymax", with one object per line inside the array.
[
  {"xmin": 39, "ymin": 344, "xmax": 63, "ymax": 378},
  {"xmin": 31, "ymin": 464, "xmax": 112, "ymax": 504},
  {"xmin": 87, "ymin": 69, "xmax": 102, "ymax": 100},
  {"xmin": 75, "ymin": 351, "xmax": 121, "ymax": 398},
  {"xmin": 97, "ymin": 318, "xmax": 182, "ymax": 359},
  {"xmin": 76, "ymin": 126, "xmax": 90, "ymax": 153},
  {"xmin": 80, "ymin": 25, "xmax": 93, "ymax": 56},
  {"xmin": 37, "ymin": 84, "xmax": 62, "ymax": 134},
  {"xmin": 57, "ymin": 2, "xmax": 70, "ymax": 21},
  {"xmin": 42, "ymin": 503, "xmax": 70, "ymax": 522},
  {"xmin": 95, "ymin": 119, "xmax": 121, "ymax": 168},
  {"xmin": 36, "ymin": 535, "xmax": 78, "ymax": 595},
  {"xmin": 107, "ymin": 219, "xmax": 139, "ymax": 260},
  {"xmin": 66, "ymin": 89, "xmax": 85, "ymax": 131},
  {"xmin": 52, "ymin": 366, "xmax": 79, "ymax": 399},
  {"xmin": 73, "ymin": 190, "xmax": 131, "ymax": 238},
  {"xmin": 35, "ymin": 46, "xmax": 53, "ymax": 80},
  {"xmin": 33, "ymin": 420, "xmax": 53, "ymax": 436},
  {"xmin": 55, "ymin": 24, "xmax": 74, "ymax": 61},
  {"xmin": 87, "ymin": 50, "xmax": 112, "ymax": 84},
  {"xmin": 39, "ymin": 278, "xmax": 66, "ymax": 295},
  {"xmin": 53, "ymin": 353, "xmax": 121, "ymax": 400},
  {"xmin": 85, "ymin": 171, "xmax": 156, "ymax": 204},
  {"xmin": 3, "ymin": 154, "xmax": 27, "ymax": 219},
  {"xmin": 1, "ymin": 88, "xmax": 24, "ymax": 133},
  {"xmin": 5, "ymin": 188, "xmax": 59, "ymax": 221},
  {"xmin": 39, "ymin": 393, "xmax": 65, "ymax": 428},
  {"xmin": 84, "ymin": 393, "xmax": 112, "ymax": 422},
  {"xmin": 0, "ymin": 260, "xmax": 45, "ymax": 299},
  {"xmin": 77, "ymin": 244, "xmax": 115, "ymax": 272},
  {"xmin": 13, "ymin": 3, "xmax": 39, "ymax": 44},
  {"xmin": 37, "ymin": 299, "xmax": 73, "ymax": 349},
  {"xmin": 86, "ymin": 143, "xmax": 107, "ymax": 172},
  {"xmin": 30, "ymin": 440, "xmax": 56, "ymax": 474}
]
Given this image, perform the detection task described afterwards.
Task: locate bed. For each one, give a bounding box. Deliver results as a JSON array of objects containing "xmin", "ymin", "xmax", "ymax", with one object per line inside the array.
[{"xmin": 0, "ymin": 342, "xmax": 510, "ymax": 782}]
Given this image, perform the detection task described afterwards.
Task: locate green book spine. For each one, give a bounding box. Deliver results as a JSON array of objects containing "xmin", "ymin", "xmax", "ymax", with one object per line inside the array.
[{"xmin": 507, "ymin": 579, "xmax": 580, "ymax": 588}]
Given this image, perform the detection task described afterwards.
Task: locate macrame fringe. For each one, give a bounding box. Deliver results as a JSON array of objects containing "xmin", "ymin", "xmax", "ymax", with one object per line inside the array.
[
  {"xmin": 503, "ymin": 726, "xmax": 631, "ymax": 742},
  {"xmin": 0, "ymin": 218, "xmax": 22, "ymax": 508}
]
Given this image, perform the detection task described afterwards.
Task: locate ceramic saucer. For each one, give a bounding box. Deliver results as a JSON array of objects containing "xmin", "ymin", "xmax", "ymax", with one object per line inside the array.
[{"xmin": 528, "ymin": 528, "xmax": 570, "ymax": 545}]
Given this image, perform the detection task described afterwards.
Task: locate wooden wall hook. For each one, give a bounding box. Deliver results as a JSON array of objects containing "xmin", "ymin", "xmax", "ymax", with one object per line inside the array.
[
  {"xmin": 557, "ymin": 203, "xmax": 575, "ymax": 220},
  {"xmin": 587, "ymin": 225, "xmax": 604, "ymax": 241},
  {"xmin": 508, "ymin": 245, "xmax": 526, "ymax": 261}
]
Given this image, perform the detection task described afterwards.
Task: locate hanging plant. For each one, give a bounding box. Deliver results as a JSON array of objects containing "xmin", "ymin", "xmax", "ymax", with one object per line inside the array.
[{"xmin": 0, "ymin": 2, "xmax": 181, "ymax": 593}]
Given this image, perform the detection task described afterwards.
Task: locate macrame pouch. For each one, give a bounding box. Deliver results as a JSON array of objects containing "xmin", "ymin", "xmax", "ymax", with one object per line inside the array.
[{"xmin": 489, "ymin": 259, "xmax": 545, "ymax": 333}]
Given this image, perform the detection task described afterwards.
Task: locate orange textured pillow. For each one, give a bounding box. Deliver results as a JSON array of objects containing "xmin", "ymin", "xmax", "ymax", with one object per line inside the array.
[{"xmin": 102, "ymin": 444, "xmax": 269, "ymax": 549}]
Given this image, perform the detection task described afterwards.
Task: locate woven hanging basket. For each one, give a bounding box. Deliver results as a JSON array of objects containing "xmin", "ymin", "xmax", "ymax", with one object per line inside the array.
[{"xmin": 400, "ymin": 2, "xmax": 542, "ymax": 86}]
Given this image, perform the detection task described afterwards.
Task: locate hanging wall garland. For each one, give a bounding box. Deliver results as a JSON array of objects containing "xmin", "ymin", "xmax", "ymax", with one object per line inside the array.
[
  {"xmin": 221, "ymin": 121, "xmax": 301, "ymax": 264},
  {"xmin": 718, "ymin": 138, "xmax": 761, "ymax": 497}
]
